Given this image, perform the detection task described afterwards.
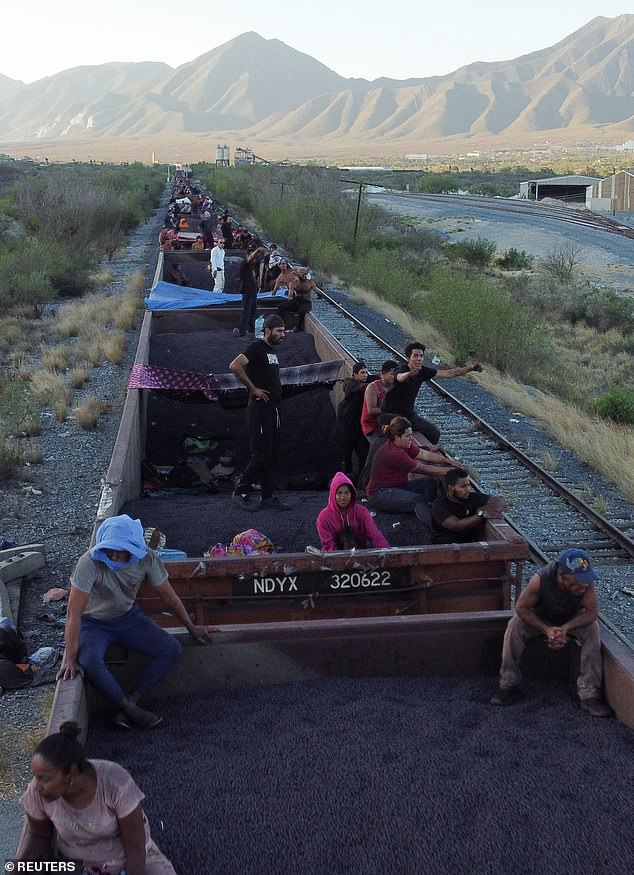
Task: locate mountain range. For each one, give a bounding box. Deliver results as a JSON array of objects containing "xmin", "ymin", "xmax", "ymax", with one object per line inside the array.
[{"xmin": 0, "ymin": 15, "xmax": 632, "ymax": 155}]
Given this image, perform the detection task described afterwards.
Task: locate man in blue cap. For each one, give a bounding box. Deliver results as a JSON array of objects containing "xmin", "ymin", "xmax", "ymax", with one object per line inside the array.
[
  {"xmin": 57, "ymin": 515, "xmax": 215, "ymax": 730},
  {"xmin": 491, "ymin": 548, "xmax": 612, "ymax": 717}
]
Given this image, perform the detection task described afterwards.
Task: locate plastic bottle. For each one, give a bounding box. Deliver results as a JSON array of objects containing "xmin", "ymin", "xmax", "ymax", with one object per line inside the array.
[{"xmin": 255, "ymin": 315, "xmax": 264, "ymax": 338}]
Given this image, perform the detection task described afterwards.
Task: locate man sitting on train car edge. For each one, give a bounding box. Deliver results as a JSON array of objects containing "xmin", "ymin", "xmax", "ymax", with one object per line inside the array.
[
  {"xmin": 491, "ymin": 548, "xmax": 613, "ymax": 717},
  {"xmin": 57, "ymin": 514, "xmax": 216, "ymax": 731},
  {"xmin": 431, "ymin": 468, "xmax": 506, "ymax": 543}
]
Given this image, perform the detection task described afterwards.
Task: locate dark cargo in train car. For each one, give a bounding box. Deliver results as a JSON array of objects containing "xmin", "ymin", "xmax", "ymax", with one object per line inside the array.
[{"xmin": 102, "ymin": 245, "xmax": 529, "ymax": 628}]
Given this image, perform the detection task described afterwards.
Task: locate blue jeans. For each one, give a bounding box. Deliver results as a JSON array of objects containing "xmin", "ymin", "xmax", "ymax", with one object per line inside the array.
[
  {"xmin": 78, "ymin": 605, "xmax": 182, "ymax": 705},
  {"xmin": 368, "ymin": 478, "xmax": 437, "ymax": 542}
]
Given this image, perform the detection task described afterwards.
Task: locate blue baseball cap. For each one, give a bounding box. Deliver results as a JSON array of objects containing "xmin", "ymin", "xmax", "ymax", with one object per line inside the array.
[{"xmin": 557, "ymin": 548, "xmax": 598, "ymax": 584}]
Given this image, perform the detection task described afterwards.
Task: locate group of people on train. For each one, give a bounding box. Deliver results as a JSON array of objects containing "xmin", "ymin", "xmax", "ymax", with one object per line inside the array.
[{"xmin": 12, "ymin": 182, "xmax": 615, "ymax": 872}]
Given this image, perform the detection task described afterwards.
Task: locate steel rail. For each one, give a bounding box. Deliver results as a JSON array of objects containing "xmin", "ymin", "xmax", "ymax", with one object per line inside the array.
[
  {"xmin": 373, "ymin": 191, "xmax": 634, "ymax": 240},
  {"xmin": 315, "ymin": 286, "xmax": 634, "ymax": 560},
  {"xmin": 314, "ymin": 287, "xmax": 634, "ymax": 650}
]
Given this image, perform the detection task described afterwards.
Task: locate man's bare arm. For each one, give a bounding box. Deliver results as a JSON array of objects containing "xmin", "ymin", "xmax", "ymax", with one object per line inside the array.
[{"xmin": 435, "ymin": 363, "xmax": 483, "ymax": 379}]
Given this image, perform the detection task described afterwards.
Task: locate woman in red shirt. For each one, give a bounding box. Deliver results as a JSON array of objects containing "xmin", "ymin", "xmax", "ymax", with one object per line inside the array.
[{"xmin": 366, "ymin": 416, "xmax": 457, "ymax": 541}]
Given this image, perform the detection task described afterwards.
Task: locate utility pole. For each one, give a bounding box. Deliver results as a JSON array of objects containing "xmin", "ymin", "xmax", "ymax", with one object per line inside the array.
[
  {"xmin": 272, "ymin": 180, "xmax": 294, "ymax": 204},
  {"xmin": 340, "ymin": 179, "xmax": 367, "ymax": 258}
]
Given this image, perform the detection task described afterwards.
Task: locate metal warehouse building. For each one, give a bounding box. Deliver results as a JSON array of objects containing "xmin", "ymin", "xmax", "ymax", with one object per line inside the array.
[
  {"xmin": 587, "ymin": 169, "xmax": 634, "ymax": 212},
  {"xmin": 519, "ymin": 175, "xmax": 600, "ymax": 203}
]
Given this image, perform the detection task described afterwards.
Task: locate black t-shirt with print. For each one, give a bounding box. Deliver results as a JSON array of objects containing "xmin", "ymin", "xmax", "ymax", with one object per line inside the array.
[
  {"xmin": 381, "ymin": 365, "xmax": 437, "ymax": 417},
  {"xmin": 244, "ymin": 340, "xmax": 282, "ymax": 403}
]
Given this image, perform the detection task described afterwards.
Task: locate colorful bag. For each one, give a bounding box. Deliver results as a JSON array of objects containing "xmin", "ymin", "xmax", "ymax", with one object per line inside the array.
[{"xmin": 205, "ymin": 529, "xmax": 274, "ymax": 559}]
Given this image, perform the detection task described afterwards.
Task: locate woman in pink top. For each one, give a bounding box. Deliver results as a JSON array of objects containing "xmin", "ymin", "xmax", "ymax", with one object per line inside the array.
[
  {"xmin": 17, "ymin": 721, "xmax": 175, "ymax": 874},
  {"xmin": 366, "ymin": 417, "xmax": 456, "ymax": 542}
]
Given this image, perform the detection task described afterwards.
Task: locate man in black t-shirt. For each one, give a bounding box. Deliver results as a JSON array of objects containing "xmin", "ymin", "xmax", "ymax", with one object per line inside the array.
[
  {"xmin": 431, "ymin": 467, "xmax": 506, "ymax": 544},
  {"xmin": 381, "ymin": 342, "xmax": 483, "ymax": 447},
  {"xmin": 229, "ymin": 314, "xmax": 289, "ymax": 511}
]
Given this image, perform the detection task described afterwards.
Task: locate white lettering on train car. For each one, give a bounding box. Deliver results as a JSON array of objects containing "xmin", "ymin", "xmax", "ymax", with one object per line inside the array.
[{"xmin": 253, "ymin": 576, "xmax": 298, "ymax": 594}]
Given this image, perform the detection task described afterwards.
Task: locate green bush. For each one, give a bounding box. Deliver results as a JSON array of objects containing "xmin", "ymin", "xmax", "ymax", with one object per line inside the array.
[
  {"xmin": 497, "ymin": 248, "xmax": 534, "ymax": 271},
  {"xmin": 413, "ymin": 269, "xmax": 554, "ymax": 381},
  {"xmin": 468, "ymin": 182, "xmax": 504, "ymax": 197},
  {"xmin": 446, "ymin": 237, "xmax": 497, "ymax": 267},
  {"xmin": 417, "ymin": 173, "xmax": 458, "ymax": 194},
  {"xmin": 542, "ymin": 242, "xmax": 581, "ymax": 283},
  {"xmin": 0, "ymin": 163, "xmax": 164, "ymax": 303},
  {"xmin": 594, "ymin": 387, "xmax": 634, "ymax": 425}
]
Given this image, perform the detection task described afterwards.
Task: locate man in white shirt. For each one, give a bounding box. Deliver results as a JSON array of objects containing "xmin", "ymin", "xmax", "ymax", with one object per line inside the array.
[{"xmin": 209, "ymin": 239, "xmax": 226, "ymax": 292}]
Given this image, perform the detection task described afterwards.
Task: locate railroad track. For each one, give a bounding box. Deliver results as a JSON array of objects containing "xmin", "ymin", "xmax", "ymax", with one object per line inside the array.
[
  {"xmin": 311, "ymin": 289, "xmax": 634, "ymax": 648},
  {"xmin": 376, "ymin": 191, "xmax": 634, "ymax": 240}
]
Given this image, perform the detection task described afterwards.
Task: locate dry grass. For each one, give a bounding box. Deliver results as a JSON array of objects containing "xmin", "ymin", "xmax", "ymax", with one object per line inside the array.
[
  {"xmin": 22, "ymin": 415, "xmax": 43, "ymax": 437},
  {"xmin": 54, "ymin": 400, "xmax": 69, "ymax": 422},
  {"xmin": 0, "ymin": 698, "xmax": 51, "ymax": 799},
  {"xmin": 114, "ymin": 270, "xmax": 146, "ymax": 330},
  {"xmin": 74, "ymin": 397, "xmax": 109, "ymax": 431},
  {"xmin": 55, "ymin": 270, "xmax": 144, "ymax": 340},
  {"xmin": 0, "ymin": 318, "xmax": 22, "ymax": 354},
  {"xmin": 23, "ymin": 441, "xmax": 44, "ymax": 465},
  {"xmin": 41, "ymin": 344, "xmax": 73, "ymax": 373},
  {"xmin": 55, "ymin": 294, "xmax": 113, "ymax": 338},
  {"xmin": 347, "ymin": 283, "xmax": 451, "ymax": 359},
  {"xmin": 101, "ymin": 332, "xmax": 126, "ymax": 364},
  {"xmin": 0, "ymin": 438, "xmax": 22, "ymax": 480},
  {"xmin": 479, "ymin": 370, "xmax": 634, "ymax": 502},
  {"xmin": 69, "ymin": 366, "xmax": 91, "ymax": 389},
  {"xmin": 114, "ymin": 297, "xmax": 140, "ymax": 330},
  {"xmin": 91, "ymin": 268, "xmax": 115, "ymax": 288},
  {"xmin": 29, "ymin": 371, "xmax": 70, "ymax": 405}
]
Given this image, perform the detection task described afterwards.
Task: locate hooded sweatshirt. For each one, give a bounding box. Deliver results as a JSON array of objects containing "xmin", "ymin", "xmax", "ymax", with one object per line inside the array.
[
  {"xmin": 72, "ymin": 515, "xmax": 168, "ymax": 620},
  {"xmin": 316, "ymin": 472, "xmax": 390, "ymax": 552}
]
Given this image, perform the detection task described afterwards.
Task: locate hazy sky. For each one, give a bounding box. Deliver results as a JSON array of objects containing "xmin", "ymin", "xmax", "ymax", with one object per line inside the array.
[{"xmin": 2, "ymin": 1, "xmax": 628, "ymax": 84}]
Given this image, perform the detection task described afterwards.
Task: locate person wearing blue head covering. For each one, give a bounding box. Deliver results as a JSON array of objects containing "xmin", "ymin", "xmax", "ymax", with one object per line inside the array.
[
  {"xmin": 490, "ymin": 548, "xmax": 612, "ymax": 717},
  {"xmin": 57, "ymin": 515, "xmax": 215, "ymax": 730}
]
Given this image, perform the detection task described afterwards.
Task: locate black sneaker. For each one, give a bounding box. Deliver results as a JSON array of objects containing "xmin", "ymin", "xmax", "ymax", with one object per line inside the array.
[
  {"xmin": 579, "ymin": 696, "xmax": 613, "ymax": 718},
  {"xmin": 120, "ymin": 698, "xmax": 163, "ymax": 730},
  {"xmin": 231, "ymin": 491, "xmax": 260, "ymax": 511},
  {"xmin": 490, "ymin": 686, "xmax": 523, "ymax": 706},
  {"xmin": 109, "ymin": 710, "xmax": 132, "ymax": 731},
  {"xmin": 259, "ymin": 496, "xmax": 291, "ymax": 511}
]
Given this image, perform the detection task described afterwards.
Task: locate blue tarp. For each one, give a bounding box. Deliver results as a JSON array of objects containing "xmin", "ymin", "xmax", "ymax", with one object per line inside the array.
[{"xmin": 145, "ymin": 281, "xmax": 289, "ymax": 311}]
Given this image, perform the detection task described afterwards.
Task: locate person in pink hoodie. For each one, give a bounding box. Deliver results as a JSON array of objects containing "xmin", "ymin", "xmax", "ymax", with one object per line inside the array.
[{"xmin": 316, "ymin": 472, "xmax": 390, "ymax": 552}]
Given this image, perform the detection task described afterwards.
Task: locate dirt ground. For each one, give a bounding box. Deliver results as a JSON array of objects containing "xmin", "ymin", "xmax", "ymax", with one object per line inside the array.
[{"xmin": 371, "ymin": 193, "xmax": 634, "ymax": 294}]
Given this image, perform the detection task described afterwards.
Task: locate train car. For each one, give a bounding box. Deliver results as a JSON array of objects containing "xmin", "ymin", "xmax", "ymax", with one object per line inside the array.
[{"xmin": 48, "ymin": 194, "xmax": 634, "ymax": 733}]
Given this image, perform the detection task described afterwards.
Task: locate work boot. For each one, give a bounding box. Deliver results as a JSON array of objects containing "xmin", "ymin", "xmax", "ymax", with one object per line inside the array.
[
  {"xmin": 120, "ymin": 697, "xmax": 163, "ymax": 730},
  {"xmin": 579, "ymin": 696, "xmax": 613, "ymax": 718},
  {"xmin": 490, "ymin": 686, "xmax": 523, "ymax": 706}
]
